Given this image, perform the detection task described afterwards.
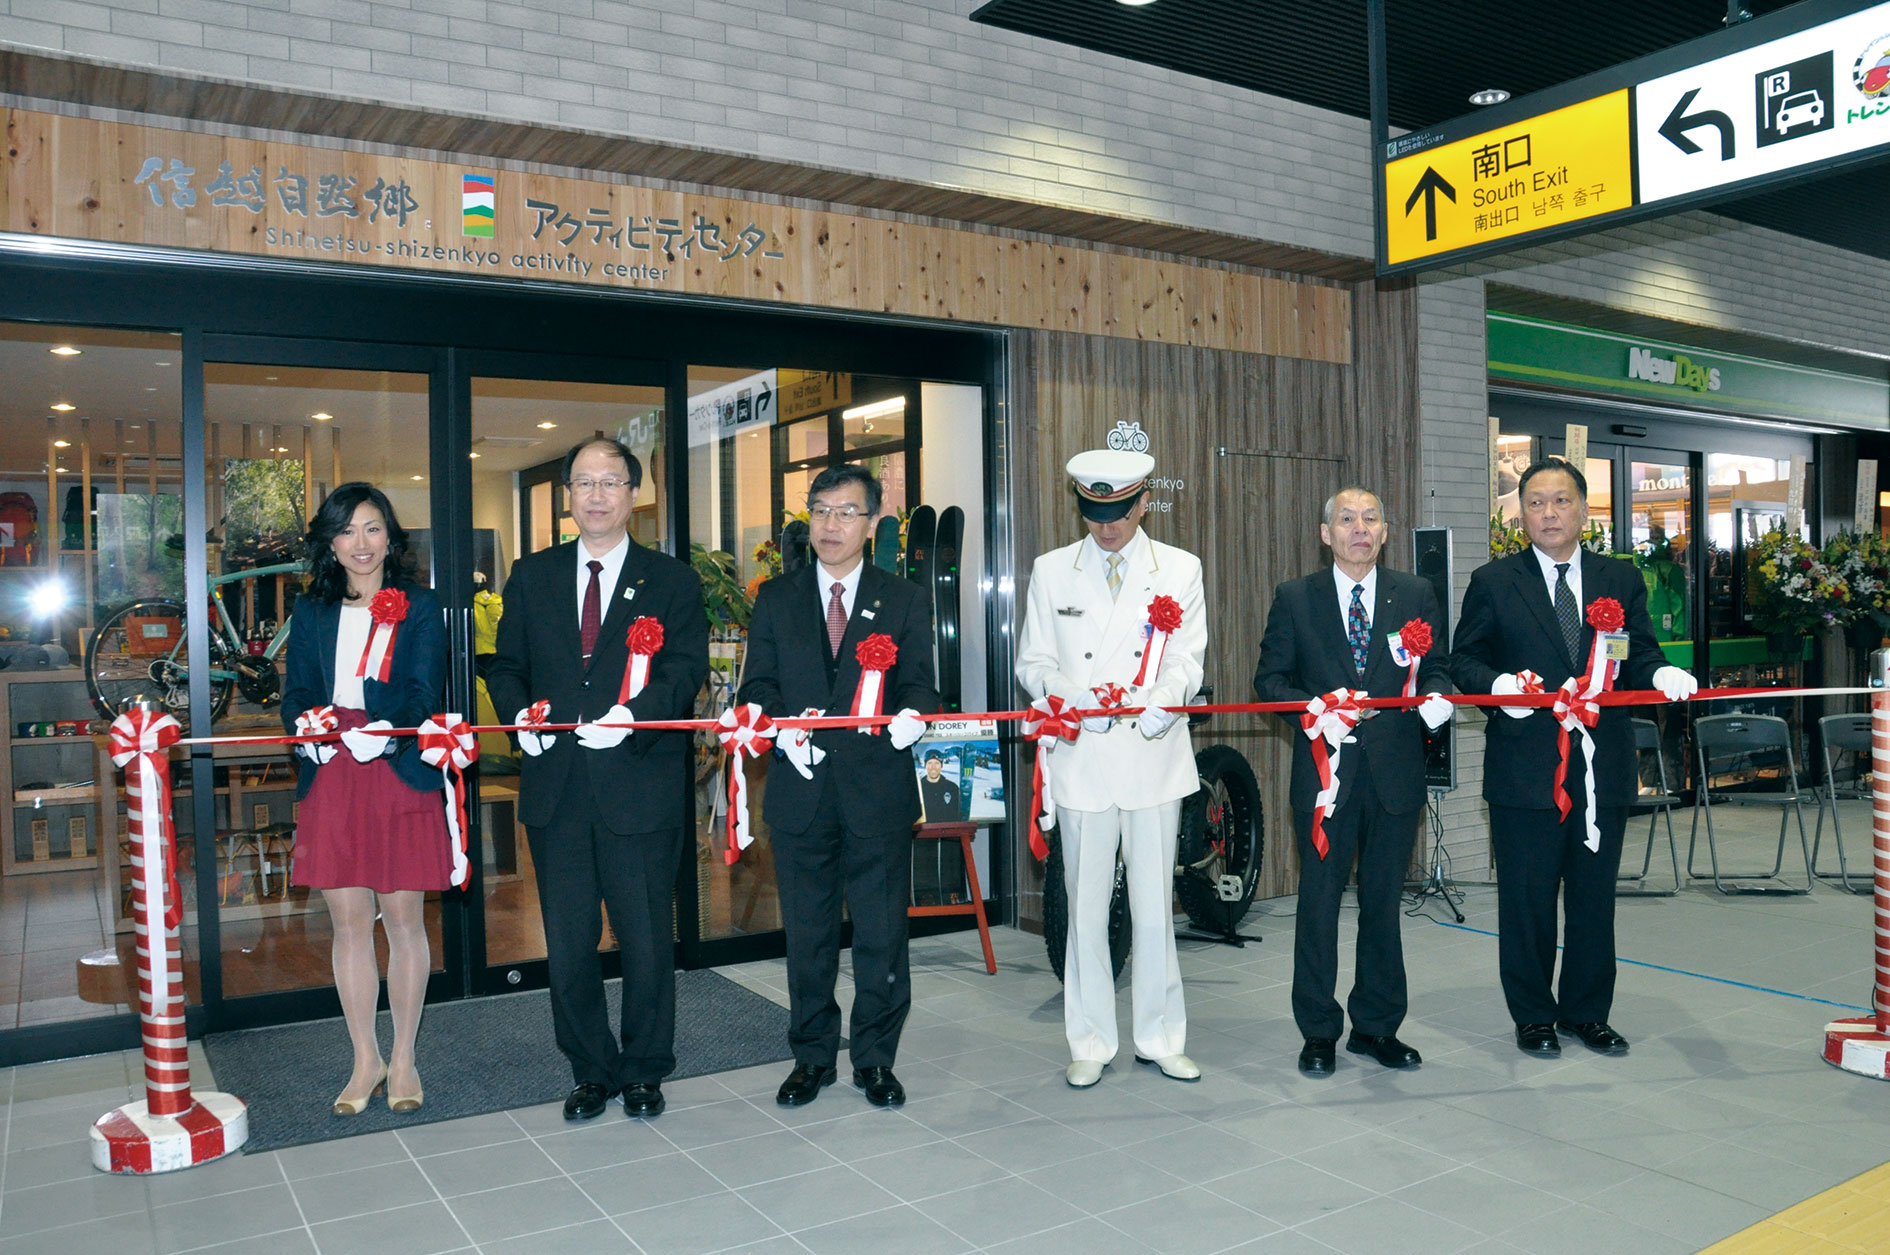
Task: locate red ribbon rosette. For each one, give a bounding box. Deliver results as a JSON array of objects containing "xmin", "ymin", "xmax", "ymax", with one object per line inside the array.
[
  {"xmin": 619, "ymin": 615, "xmax": 665, "ymax": 703},
  {"xmin": 1396, "ymin": 617, "xmax": 1433, "ymax": 697},
  {"xmin": 1586, "ymin": 598, "xmax": 1625, "ymax": 633},
  {"xmin": 1135, "ymin": 595, "xmax": 1184, "ymax": 686},
  {"xmin": 355, "ymin": 586, "xmax": 410, "ymax": 682},
  {"xmin": 850, "ymin": 633, "xmax": 899, "ymax": 734}
]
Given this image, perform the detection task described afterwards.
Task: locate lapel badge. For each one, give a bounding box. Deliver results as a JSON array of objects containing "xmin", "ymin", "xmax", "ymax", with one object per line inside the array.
[
  {"xmin": 1057, "ymin": 607, "xmax": 1084, "ymax": 617},
  {"xmin": 862, "ymin": 608, "xmax": 877, "ymax": 620},
  {"xmin": 623, "ymin": 586, "xmax": 636, "ymax": 601}
]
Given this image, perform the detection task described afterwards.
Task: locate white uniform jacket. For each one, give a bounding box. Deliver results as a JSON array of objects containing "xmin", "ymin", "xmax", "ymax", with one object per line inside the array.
[{"xmin": 1015, "ymin": 530, "xmax": 1207, "ymax": 812}]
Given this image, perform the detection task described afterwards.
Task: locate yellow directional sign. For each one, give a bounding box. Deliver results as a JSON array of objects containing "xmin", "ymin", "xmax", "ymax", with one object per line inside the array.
[{"xmin": 1383, "ymin": 90, "xmax": 1634, "ymax": 267}]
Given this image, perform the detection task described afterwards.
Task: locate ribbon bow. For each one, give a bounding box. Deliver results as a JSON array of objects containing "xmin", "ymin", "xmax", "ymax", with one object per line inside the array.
[
  {"xmin": 355, "ymin": 587, "xmax": 409, "ymax": 682},
  {"xmin": 1299, "ymin": 688, "xmax": 1366, "ymax": 860},
  {"xmin": 1134, "ymin": 596, "xmax": 1184, "ymax": 686},
  {"xmin": 1550, "ymin": 608, "xmax": 1617, "ymax": 852},
  {"xmin": 620, "ymin": 616, "xmax": 664, "ymax": 704},
  {"xmin": 851, "ymin": 634, "xmax": 898, "ymax": 735},
  {"xmin": 716, "ymin": 704, "xmax": 777, "ymax": 865},
  {"xmin": 1022, "ymin": 695, "xmax": 1083, "ymax": 859},
  {"xmin": 109, "ymin": 709, "xmax": 187, "ymax": 942},
  {"xmin": 1396, "ymin": 617, "xmax": 1433, "ymax": 698},
  {"xmin": 417, "ymin": 715, "xmax": 478, "ymax": 888}
]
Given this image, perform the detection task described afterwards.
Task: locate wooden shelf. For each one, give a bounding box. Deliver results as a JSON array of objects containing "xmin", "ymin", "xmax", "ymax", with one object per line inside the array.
[
  {"xmin": 12, "ymin": 785, "xmax": 96, "ymax": 804},
  {"xmin": 10, "ymin": 736, "xmax": 100, "ymax": 747}
]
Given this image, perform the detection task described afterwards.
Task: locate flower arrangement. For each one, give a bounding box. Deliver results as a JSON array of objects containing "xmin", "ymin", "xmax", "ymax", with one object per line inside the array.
[
  {"xmin": 1490, "ymin": 514, "xmax": 1527, "ymax": 558},
  {"xmin": 1822, "ymin": 529, "xmax": 1890, "ymax": 627},
  {"xmin": 1747, "ymin": 526, "xmax": 1848, "ymax": 637},
  {"xmin": 752, "ymin": 538, "xmax": 782, "ymax": 578}
]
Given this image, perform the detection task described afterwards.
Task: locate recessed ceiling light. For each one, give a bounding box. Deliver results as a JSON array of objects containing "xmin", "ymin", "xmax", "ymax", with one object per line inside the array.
[
  {"xmin": 50, "ymin": 403, "xmax": 75, "ymax": 412},
  {"xmin": 311, "ymin": 412, "xmax": 332, "ymax": 421},
  {"xmin": 51, "ymin": 440, "xmax": 71, "ymax": 448},
  {"xmin": 1469, "ymin": 88, "xmax": 1511, "ymax": 106},
  {"xmin": 144, "ymin": 387, "xmax": 157, "ymax": 392},
  {"xmin": 1116, "ymin": 0, "xmax": 1157, "ymax": 6},
  {"xmin": 410, "ymin": 474, "xmax": 425, "ymax": 481},
  {"xmin": 264, "ymin": 375, "xmax": 278, "ymax": 380},
  {"xmin": 49, "ymin": 346, "xmax": 80, "ymax": 356},
  {"xmin": 272, "ymin": 446, "xmax": 290, "ymax": 453},
  {"xmin": 468, "ymin": 451, "xmax": 481, "ymax": 459},
  {"xmin": 128, "ymin": 424, "xmax": 141, "ymax": 430},
  {"xmin": 536, "ymin": 421, "xmax": 558, "ymax": 430}
]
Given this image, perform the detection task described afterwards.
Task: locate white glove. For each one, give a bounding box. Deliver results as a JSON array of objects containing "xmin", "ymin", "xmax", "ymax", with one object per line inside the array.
[
  {"xmin": 1083, "ymin": 685, "xmax": 1123, "ymax": 734},
  {"xmin": 1652, "ymin": 665, "xmax": 1698, "ymax": 702},
  {"xmin": 1138, "ymin": 704, "xmax": 1178, "ymax": 740},
  {"xmin": 779, "ymin": 708, "xmax": 828, "ymax": 779},
  {"xmin": 340, "ymin": 719, "xmax": 393, "ymax": 762},
  {"xmin": 1417, "ymin": 694, "xmax": 1454, "ymax": 730},
  {"xmin": 887, "ymin": 708, "xmax": 926, "ymax": 750},
  {"xmin": 515, "ymin": 702, "xmax": 555, "ymax": 756},
  {"xmin": 1491, "ymin": 673, "xmax": 1537, "ymax": 721},
  {"xmin": 294, "ymin": 708, "xmax": 338, "ymax": 764},
  {"xmin": 574, "ymin": 704, "xmax": 634, "ymax": 750}
]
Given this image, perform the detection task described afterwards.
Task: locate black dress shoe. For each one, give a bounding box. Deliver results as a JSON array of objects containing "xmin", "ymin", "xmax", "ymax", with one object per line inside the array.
[
  {"xmin": 1298, "ymin": 1038, "xmax": 1337, "ymax": 1076},
  {"xmin": 775, "ymin": 1062, "xmax": 837, "ymax": 1107},
  {"xmin": 1346, "ymin": 1032, "xmax": 1421, "ymax": 1069},
  {"xmin": 563, "ymin": 1081, "xmax": 613, "ymax": 1121},
  {"xmin": 621, "ymin": 1082, "xmax": 665, "ymax": 1118},
  {"xmin": 853, "ymin": 1066, "xmax": 905, "ymax": 1107},
  {"xmin": 1558, "ymin": 1020, "xmax": 1629, "ymax": 1055},
  {"xmin": 1515, "ymin": 1023, "xmax": 1561, "ymax": 1057}
]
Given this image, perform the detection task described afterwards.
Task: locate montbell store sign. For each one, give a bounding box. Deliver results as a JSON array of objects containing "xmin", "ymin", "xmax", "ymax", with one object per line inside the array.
[{"xmin": 1487, "ymin": 312, "xmax": 1889, "ymax": 428}]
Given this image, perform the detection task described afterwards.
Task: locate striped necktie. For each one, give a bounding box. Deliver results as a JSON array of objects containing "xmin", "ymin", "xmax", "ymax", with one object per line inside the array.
[{"xmin": 1106, "ymin": 553, "xmax": 1124, "ymax": 600}]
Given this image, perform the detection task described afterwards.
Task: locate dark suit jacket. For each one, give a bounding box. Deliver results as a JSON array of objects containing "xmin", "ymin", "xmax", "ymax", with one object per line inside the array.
[
  {"xmin": 1450, "ymin": 548, "xmax": 1668, "ymax": 810},
  {"xmin": 1253, "ymin": 567, "xmax": 1450, "ymax": 816},
  {"xmin": 281, "ymin": 579, "xmax": 447, "ymax": 799},
  {"xmin": 486, "ymin": 538, "xmax": 710, "ymax": 834},
  {"xmin": 737, "ymin": 563, "xmax": 939, "ymax": 835}
]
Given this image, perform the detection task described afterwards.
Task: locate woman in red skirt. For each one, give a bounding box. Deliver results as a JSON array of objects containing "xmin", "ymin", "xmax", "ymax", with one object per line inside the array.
[{"xmin": 282, "ymin": 483, "xmax": 449, "ymax": 1115}]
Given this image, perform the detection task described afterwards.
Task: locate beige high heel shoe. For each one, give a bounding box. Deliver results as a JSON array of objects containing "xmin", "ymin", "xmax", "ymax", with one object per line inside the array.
[
  {"xmin": 388, "ymin": 1080, "xmax": 423, "ymax": 1114},
  {"xmin": 332, "ymin": 1064, "xmax": 387, "ymax": 1116}
]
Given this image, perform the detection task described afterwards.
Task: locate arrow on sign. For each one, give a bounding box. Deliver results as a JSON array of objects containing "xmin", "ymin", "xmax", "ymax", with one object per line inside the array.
[
  {"xmin": 1658, "ymin": 89, "xmax": 1734, "ymax": 159},
  {"xmin": 1403, "ymin": 167, "xmax": 1456, "ymax": 242}
]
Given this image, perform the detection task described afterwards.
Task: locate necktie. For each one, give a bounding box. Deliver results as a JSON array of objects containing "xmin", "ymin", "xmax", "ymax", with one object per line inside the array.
[
  {"xmin": 1347, "ymin": 583, "xmax": 1370, "ymax": 674},
  {"xmin": 1554, "ymin": 563, "xmax": 1582, "ymax": 666},
  {"xmin": 826, "ymin": 582, "xmax": 847, "ymax": 656},
  {"xmin": 1106, "ymin": 553, "xmax": 1124, "ymax": 601},
  {"xmin": 580, "ymin": 559, "xmax": 602, "ymax": 662}
]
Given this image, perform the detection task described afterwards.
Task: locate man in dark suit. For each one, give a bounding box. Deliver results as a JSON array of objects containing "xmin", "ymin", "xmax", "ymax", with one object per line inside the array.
[
  {"xmin": 1254, "ymin": 487, "xmax": 1454, "ymax": 1077},
  {"xmin": 1452, "ymin": 458, "xmax": 1696, "ymax": 1058},
  {"xmin": 487, "ymin": 437, "xmax": 708, "ymax": 1120},
  {"xmin": 737, "ymin": 463, "xmax": 938, "ymax": 1109}
]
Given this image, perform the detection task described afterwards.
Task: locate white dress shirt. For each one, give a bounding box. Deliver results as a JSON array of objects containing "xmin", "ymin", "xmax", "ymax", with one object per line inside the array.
[
  {"xmin": 1530, "ymin": 544, "xmax": 1584, "ymax": 609},
  {"xmin": 1332, "ymin": 564, "xmax": 1378, "ymax": 632},
  {"xmin": 331, "ymin": 604, "xmax": 372, "ymax": 709},
  {"xmin": 1080, "ymin": 529, "xmax": 1146, "ymax": 600},
  {"xmin": 575, "ymin": 533, "xmax": 631, "ymax": 614},
  {"xmin": 815, "ymin": 559, "xmax": 865, "ymax": 621}
]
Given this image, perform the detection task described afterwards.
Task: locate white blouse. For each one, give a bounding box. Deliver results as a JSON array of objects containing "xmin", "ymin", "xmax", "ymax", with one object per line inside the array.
[{"xmin": 331, "ymin": 604, "xmax": 373, "ymax": 710}]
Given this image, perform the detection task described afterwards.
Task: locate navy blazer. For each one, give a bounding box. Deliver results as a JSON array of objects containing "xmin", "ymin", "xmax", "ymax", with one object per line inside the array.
[
  {"xmin": 1253, "ymin": 567, "xmax": 1451, "ymax": 816},
  {"xmin": 737, "ymin": 563, "xmax": 939, "ymax": 836},
  {"xmin": 1450, "ymin": 549, "xmax": 1668, "ymax": 810},
  {"xmin": 485, "ymin": 538, "xmax": 709, "ymax": 835},
  {"xmin": 280, "ymin": 579, "xmax": 447, "ymax": 799}
]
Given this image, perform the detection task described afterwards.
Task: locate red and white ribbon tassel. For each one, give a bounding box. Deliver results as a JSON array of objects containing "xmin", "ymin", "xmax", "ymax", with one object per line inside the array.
[
  {"xmin": 355, "ymin": 587, "xmax": 409, "ymax": 682},
  {"xmin": 1134, "ymin": 595, "xmax": 1184, "ymax": 686},
  {"xmin": 1022, "ymin": 695, "xmax": 1083, "ymax": 860},
  {"xmin": 620, "ymin": 615, "xmax": 664, "ymax": 704},
  {"xmin": 417, "ymin": 714, "xmax": 478, "ymax": 888},
  {"xmin": 1396, "ymin": 617, "xmax": 1434, "ymax": 698},
  {"xmin": 850, "ymin": 633, "xmax": 898, "ymax": 733},
  {"xmin": 1551, "ymin": 600, "xmax": 1622, "ymax": 852},
  {"xmin": 716, "ymin": 704, "xmax": 777, "ymax": 864},
  {"xmin": 1299, "ymin": 688, "xmax": 1366, "ymax": 860},
  {"xmin": 108, "ymin": 709, "xmax": 188, "ymax": 1098}
]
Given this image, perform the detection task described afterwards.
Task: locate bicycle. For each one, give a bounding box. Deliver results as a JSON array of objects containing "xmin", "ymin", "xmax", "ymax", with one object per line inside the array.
[{"xmin": 84, "ymin": 560, "xmax": 305, "ymax": 731}]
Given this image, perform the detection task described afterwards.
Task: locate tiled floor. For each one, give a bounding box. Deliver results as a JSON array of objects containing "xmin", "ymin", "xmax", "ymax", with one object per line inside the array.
[{"xmin": 0, "ymin": 806, "xmax": 1886, "ymax": 1254}]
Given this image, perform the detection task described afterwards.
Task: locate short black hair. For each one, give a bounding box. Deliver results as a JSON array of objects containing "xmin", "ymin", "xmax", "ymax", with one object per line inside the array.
[
  {"xmin": 304, "ymin": 482, "xmax": 414, "ymax": 604},
  {"xmin": 561, "ymin": 437, "xmax": 642, "ymax": 490},
  {"xmin": 1517, "ymin": 457, "xmax": 1587, "ymax": 503},
  {"xmin": 807, "ymin": 463, "xmax": 882, "ymax": 515}
]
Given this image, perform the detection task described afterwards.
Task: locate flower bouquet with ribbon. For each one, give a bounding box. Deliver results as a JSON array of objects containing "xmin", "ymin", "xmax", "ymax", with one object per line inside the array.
[{"xmin": 355, "ymin": 586, "xmax": 408, "ymax": 681}]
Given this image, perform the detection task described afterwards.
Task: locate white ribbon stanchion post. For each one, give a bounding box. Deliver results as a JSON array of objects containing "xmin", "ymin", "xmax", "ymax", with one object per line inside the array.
[
  {"xmin": 91, "ymin": 707, "xmax": 249, "ymax": 1174},
  {"xmin": 1822, "ymin": 681, "xmax": 1890, "ymax": 1079}
]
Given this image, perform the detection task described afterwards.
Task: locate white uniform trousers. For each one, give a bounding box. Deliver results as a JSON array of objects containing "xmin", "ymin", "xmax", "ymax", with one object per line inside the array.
[{"xmin": 1059, "ymin": 800, "xmax": 1186, "ymax": 1064}]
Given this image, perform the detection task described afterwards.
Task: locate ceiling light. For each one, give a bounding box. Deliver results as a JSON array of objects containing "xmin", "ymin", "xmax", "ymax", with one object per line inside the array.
[
  {"xmin": 144, "ymin": 387, "xmax": 157, "ymax": 392},
  {"xmin": 1469, "ymin": 88, "xmax": 1511, "ymax": 106},
  {"xmin": 468, "ymin": 451, "xmax": 481, "ymax": 459},
  {"xmin": 50, "ymin": 403, "xmax": 74, "ymax": 412},
  {"xmin": 410, "ymin": 474, "xmax": 425, "ymax": 481},
  {"xmin": 1116, "ymin": 0, "xmax": 1158, "ymax": 5},
  {"xmin": 311, "ymin": 412, "xmax": 332, "ymax": 421},
  {"xmin": 49, "ymin": 346, "xmax": 80, "ymax": 356},
  {"xmin": 51, "ymin": 440, "xmax": 71, "ymax": 448},
  {"xmin": 536, "ymin": 421, "xmax": 558, "ymax": 430},
  {"xmin": 842, "ymin": 396, "xmax": 906, "ymax": 424},
  {"xmin": 264, "ymin": 374, "xmax": 278, "ymax": 381},
  {"xmin": 272, "ymin": 446, "xmax": 290, "ymax": 453},
  {"xmin": 155, "ymin": 360, "xmax": 172, "ymax": 367}
]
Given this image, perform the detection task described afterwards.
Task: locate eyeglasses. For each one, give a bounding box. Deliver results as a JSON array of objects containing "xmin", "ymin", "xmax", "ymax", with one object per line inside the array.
[
  {"xmin": 809, "ymin": 504, "xmax": 867, "ymax": 523},
  {"xmin": 568, "ymin": 477, "xmax": 633, "ymax": 495}
]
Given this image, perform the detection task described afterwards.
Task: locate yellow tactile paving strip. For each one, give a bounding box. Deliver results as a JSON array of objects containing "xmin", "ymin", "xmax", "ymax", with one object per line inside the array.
[{"xmin": 1702, "ymin": 1160, "xmax": 1890, "ymax": 1254}]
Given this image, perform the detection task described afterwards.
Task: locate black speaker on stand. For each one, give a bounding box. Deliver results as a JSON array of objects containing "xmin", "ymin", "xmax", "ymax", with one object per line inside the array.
[{"xmin": 1411, "ymin": 525, "xmax": 1463, "ymax": 920}]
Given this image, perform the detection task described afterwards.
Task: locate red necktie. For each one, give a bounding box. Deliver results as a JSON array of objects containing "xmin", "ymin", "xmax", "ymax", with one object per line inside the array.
[
  {"xmin": 580, "ymin": 559, "xmax": 603, "ymax": 662},
  {"xmin": 826, "ymin": 581, "xmax": 847, "ymax": 657}
]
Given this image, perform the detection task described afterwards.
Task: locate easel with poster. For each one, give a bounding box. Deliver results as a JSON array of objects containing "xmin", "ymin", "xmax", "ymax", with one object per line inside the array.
[{"xmin": 909, "ymin": 718, "xmax": 1000, "ymax": 906}]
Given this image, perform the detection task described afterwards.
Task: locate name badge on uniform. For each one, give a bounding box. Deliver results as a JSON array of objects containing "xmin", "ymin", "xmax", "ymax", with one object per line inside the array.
[
  {"xmin": 1603, "ymin": 630, "xmax": 1629, "ymax": 662},
  {"xmin": 1057, "ymin": 607, "xmax": 1085, "ymax": 617},
  {"xmin": 861, "ymin": 608, "xmax": 876, "ymax": 620},
  {"xmin": 1387, "ymin": 631, "xmax": 1413, "ymax": 668}
]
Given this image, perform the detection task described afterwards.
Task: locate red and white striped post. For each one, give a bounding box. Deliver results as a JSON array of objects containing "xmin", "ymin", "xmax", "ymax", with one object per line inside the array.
[
  {"xmin": 1822, "ymin": 681, "xmax": 1890, "ymax": 1078},
  {"xmin": 91, "ymin": 708, "xmax": 247, "ymax": 1173}
]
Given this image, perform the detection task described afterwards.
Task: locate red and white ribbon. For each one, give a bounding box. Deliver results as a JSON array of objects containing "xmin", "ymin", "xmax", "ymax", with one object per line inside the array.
[
  {"xmin": 1299, "ymin": 688, "xmax": 1366, "ymax": 860},
  {"xmin": 354, "ymin": 587, "xmax": 408, "ymax": 683},
  {"xmin": 1022, "ymin": 695, "xmax": 1082, "ymax": 860},
  {"xmin": 417, "ymin": 714, "xmax": 477, "ymax": 888},
  {"xmin": 716, "ymin": 704, "xmax": 777, "ymax": 864},
  {"xmin": 850, "ymin": 634, "xmax": 898, "ymax": 734},
  {"xmin": 109, "ymin": 709, "xmax": 187, "ymax": 1032},
  {"xmin": 620, "ymin": 615, "xmax": 664, "ymax": 704},
  {"xmin": 1551, "ymin": 626, "xmax": 1617, "ymax": 851},
  {"xmin": 1134, "ymin": 595, "xmax": 1184, "ymax": 686},
  {"xmin": 1395, "ymin": 617, "xmax": 1434, "ymax": 698}
]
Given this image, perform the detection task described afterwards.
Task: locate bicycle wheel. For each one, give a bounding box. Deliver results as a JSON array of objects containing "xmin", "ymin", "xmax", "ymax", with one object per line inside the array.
[
  {"xmin": 85, "ymin": 599, "xmax": 234, "ymax": 731},
  {"xmin": 1176, "ymin": 744, "xmax": 1264, "ymax": 930},
  {"xmin": 1041, "ymin": 829, "xmax": 1131, "ymax": 984}
]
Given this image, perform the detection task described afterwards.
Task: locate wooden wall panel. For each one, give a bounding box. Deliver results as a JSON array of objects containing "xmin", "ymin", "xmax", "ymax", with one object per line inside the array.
[{"xmin": 1010, "ymin": 276, "xmax": 1422, "ymax": 928}]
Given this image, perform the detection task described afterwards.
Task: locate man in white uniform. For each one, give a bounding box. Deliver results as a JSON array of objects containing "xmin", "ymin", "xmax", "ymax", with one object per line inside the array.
[{"xmin": 1017, "ymin": 448, "xmax": 1208, "ymax": 1088}]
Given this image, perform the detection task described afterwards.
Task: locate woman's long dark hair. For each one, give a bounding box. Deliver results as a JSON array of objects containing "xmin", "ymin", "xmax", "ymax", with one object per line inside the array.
[{"xmin": 304, "ymin": 482, "xmax": 414, "ymax": 604}]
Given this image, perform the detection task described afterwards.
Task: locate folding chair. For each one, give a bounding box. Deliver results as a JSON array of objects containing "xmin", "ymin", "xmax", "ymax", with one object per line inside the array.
[
  {"xmin": 1618, "ymin": 718, "xmax": 1681, "ymax": 896},
  {"xmin": 1686, "ymin": 713, "xmax": 1815, "ymax": 895},
  {"xmin": 1811, "ymin": 713, "xmax": 1874, "ymax": 895}
]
